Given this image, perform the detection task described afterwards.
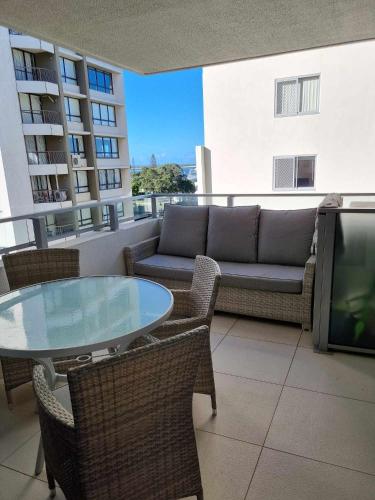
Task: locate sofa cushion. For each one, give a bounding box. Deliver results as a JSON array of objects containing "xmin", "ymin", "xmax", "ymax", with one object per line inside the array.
[
  {"xmin": 134, "ymin": 254, "xmax": 195, "ymax": 281},
  {"xmin": 258, "ymin": 208, "xmax": 316, "ymax": 266},
  {"xmin": 134, "ymin": 255, "xmax": 304, "ymax": 294},
  {"xmin": 219, "ymin": 262, "xmax": 304, "ymax": 293},
  {"xmin": 157, "ymin": 204, "xmax": 208, "ymax": 258},
  {"xmin": 206, "ymin": 205, "xmax": 260, "ymax": 263}
]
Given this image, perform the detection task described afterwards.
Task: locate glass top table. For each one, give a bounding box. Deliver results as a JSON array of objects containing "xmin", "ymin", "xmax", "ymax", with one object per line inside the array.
[{"xmin": 0, "ymin": 276, "xmax": 173, "ymax": 359}]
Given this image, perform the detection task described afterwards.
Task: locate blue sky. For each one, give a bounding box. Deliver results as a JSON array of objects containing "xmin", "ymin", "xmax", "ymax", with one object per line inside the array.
[{"xmin": 124, "ymin": 68, "xmax": 203, "ymax": 166}]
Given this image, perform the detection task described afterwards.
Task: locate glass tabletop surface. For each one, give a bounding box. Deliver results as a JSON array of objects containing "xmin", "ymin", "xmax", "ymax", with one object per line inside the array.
[{"xmin": 0, "ymin": 276, "xmax": 173, "ymax": 357}]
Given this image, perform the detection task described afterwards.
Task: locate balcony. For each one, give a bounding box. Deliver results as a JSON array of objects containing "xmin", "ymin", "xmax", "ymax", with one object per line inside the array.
[
  {"xmin": 32, "ymin": 189, "xmax": 69, "ymax": 204},
  {"xmin": 15, "ymin": 66, "xmax": 59, "ymax": 96},
  {"xmin": 27, "ymin": 151, "xmax": 68, "ymax": 175},
  {"xmin": 21, "ymin": 109, "xmax": 64, "ymax": 136},
  {"xmin": 9, "ymin": 30, "xmax": 54, "ymax": 54},
  {"xmin": 0, "ymin": 193, "xmax": 375, "ymax": 499}
]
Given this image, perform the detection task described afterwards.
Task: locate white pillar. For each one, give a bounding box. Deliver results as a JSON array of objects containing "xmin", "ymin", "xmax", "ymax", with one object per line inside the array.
[{"xmin": 195, "ymin": 145, "xmax": 212, "ymax": 196}]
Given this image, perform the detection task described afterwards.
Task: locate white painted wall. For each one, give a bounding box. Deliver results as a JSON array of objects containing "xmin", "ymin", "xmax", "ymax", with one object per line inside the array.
[{"xmin": 202, "ymin": 40, "xmax": 375, "ymax": 204}]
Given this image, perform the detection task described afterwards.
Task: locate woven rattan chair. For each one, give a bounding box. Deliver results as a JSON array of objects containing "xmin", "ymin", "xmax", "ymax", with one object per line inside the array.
[
  {"xmin": 133, "ymin": 255, "xmax": 221, "ymax": 415},
  {"xmin": 33, "ymin": 327, "xmax": 208, "ymax": 500},
  {"xmin": 1, "ymin": 248, "xmax": 80, "ymax": 405}
]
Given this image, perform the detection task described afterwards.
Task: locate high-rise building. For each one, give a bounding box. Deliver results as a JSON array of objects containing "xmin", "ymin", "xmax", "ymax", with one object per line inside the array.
[{"xmin": 0, "ymin": 26, "xmax": 131, "ymax": 248}]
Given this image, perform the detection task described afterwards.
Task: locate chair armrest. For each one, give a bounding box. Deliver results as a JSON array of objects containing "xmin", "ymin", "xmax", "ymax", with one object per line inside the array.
[
  {"xmin": 33, "ymin": 366, "xmax": 74, "ymax": 429},
  {"xmin": 171, "ymin": 289, "xmax": 192, "ymax": 317},
  {"xmin": 154, "ymin": 316, "xmax": 207, "ymax": 340},
  {"xmin": 123, "ymin": 236, "xmax": 160, "ymax": 275},
  {"xmin": 302, "ymin": 254, "xmax": 316, "ymax": 295}
]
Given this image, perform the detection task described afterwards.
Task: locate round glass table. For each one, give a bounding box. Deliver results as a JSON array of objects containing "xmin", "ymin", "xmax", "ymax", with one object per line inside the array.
[{"xmin": 0, "ymin": 276, "xmax": 173, "ymax": 474}]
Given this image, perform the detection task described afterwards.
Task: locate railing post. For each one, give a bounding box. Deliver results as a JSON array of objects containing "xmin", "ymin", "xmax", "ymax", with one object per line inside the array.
[
  {"xmin": 227, "ymin": 195, "xmax": 234, "ymax": 207},
  {"xmin": 32, "ymin": 217, "xmax": 48, "ymax": 249},
  {"xmin": 151, "ymin": 196, "xmax": 157, "ymax": 218},
  {"xmin": 108, "ymin": 204, "xmax": 119, "ymax": 231}
]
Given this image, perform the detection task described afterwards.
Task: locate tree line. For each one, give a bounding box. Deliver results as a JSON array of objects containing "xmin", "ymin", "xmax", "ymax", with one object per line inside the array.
[{"xmin": 132, "ymin": 164, "xmax": 196, "ymax": 195}]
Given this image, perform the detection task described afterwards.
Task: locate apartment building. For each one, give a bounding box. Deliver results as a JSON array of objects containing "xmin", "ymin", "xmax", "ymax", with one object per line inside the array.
[
  {"xmin": 200, "ymin": 40, "xmax": 375, "ymax": 204},
  {"xmin": 0, "ymin": 26, "xmax": 131, "ymax": 248}
]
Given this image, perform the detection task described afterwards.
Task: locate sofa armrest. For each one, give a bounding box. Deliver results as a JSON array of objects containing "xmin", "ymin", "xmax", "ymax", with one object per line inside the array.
[
  {"xmin": 123, "ymin": 236, "xmax": 160, "ymax": 275},
  {"xmin": 302, "ymin": 254, "xmax": 316, "ymax": 295}
]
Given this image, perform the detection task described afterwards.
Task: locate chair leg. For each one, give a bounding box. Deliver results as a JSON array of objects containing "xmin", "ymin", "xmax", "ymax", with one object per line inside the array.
[
  {"xmin": 197, "ymin": 489, "xmax": 204, "ymax": 500},
  {"xmin": 46, "ymin": 467, "xmax": 56, "ymax": 498},
  {"xmin": 211, "ymin": 393, "xmax": 217, "ymax": 416}
]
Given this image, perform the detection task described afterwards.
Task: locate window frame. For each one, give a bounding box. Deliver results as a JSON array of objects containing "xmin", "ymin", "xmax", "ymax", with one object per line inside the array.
[
  {"xmin": 274, "ymin": 74, "xmax": 320, "ymax": 118},
  {"xmin": 91, "ymin": 102, "xmax": 116, "ymax": 127},
  {"xmin": 272, "ymin": 155, "xmax": 316, "ymax": 191},
  {"xmin": 95, "ymin": 136, "xmax": 119, "ymax": 159},
  {"xmin": 98, "ymin": 169, "xmax": 122, "ymax": 190},
  {"xmin": 88, "ymin": 66, "xmax": 113, "ymax": 94},
  {"xmin": 60, "ymin": 57, "xmax": 78, "ymax": 85},
  {"xmin": 12, "ymin": 49, "xmax": 36, "ymax": 80},
  {"xmin": 74, "ymin": 170, "xmax": 89, "ymax": 193},
  {"xmin": 64, "ymin": 96, "xmax": 81, "ymax": 122},
  {"xmin": 68, "ymin": 134, "xmax": 86, "ymax": 158},
  {"xmin": 77, "ymin": 208, "xmax": 93, "ymax": 227}
]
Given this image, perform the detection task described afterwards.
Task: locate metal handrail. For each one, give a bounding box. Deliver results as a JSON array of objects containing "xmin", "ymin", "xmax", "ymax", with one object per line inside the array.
[
  {"xmin": 14, "ymin": 65, "xmax": 57, "ymax": 83},
  {"xmin": 27, "ymin": 151, "xmax": 67, "ymax": 165},
  {"xmin": 21, "ymin": 109, "xmax": 61, "ymax": 125},
  {"xmin": 32, "ymin": 189, "xmax": 69, "ymax": 204}
]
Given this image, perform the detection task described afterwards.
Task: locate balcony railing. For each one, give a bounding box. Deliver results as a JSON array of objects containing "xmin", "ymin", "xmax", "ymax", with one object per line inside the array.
[
  {"xmin": 1, "ymin": 192, "xmax": 375, "ymax": 255},
  {"xmin": 21, "ymin": 109, "xmax": 61, "ymax": 125},
  {"xmin": 14, "ymin": 65, "xmax": 57, "ymax": 84},
  {"xmin": 32, "ymin": 189, "xmax": 69, "ymax": 204},
  {"xmin": 27, "ymin": 151, "xmax": 67, "ymax": 165}
]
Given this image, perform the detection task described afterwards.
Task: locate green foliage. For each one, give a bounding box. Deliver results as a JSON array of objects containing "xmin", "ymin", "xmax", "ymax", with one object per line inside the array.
[{"xmin": 131, "ymin": 164, "xmax": 196, "ymax": 195}]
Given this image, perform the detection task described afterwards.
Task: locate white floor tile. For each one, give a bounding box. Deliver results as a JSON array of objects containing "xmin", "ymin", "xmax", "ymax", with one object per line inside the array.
[
  {"xmin": 213, "ymin": 336, "xmax": 295, "ymax": 384},
  {"xmin": 246, "ymin": 448, "xmax": 375, "ymax": 500},
  {"xmin": 210, "ymin": 333, "xmax": 224, "ymax": 351},
  {"xmin": 211, "ymin": 313, "xmax": 237, "ymax": 334},
  {"xmin": 286, "ymin": 347, "xmax": 375, "ymax": 402},
  {"xmin": 194, "ymin": 372, "xmax": 281, "ymax": 445},
  {"xmin": 298, "ymin": 330, "xmax": 314, "ymax": 348},
  {"xmin": 229, "ymin": 318, "xmax": 301, "ymax": 345},
  {"xmin": 266, "ymin": 386, "xmax": 375, "ymax": 474},
  {"xmin": 0, "ymin": 465, "xmax": 65, "ymax": 499}
]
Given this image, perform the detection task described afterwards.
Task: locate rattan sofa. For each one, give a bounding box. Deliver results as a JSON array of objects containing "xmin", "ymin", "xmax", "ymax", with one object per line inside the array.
[{"xmin": 124, "ymin": 204, "xmax": 318, "ymax": 330}]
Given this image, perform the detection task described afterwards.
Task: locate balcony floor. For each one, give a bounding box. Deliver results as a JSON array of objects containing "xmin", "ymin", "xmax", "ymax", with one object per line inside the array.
[{"xmin": 0, "ymin": 314, "xmax": 375, "ymax": 499}]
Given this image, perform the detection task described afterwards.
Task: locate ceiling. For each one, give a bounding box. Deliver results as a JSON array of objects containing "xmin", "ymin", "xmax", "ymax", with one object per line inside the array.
[{"xmin": 1, "ymin": 0, "xmax": 375, "ymax": 74}]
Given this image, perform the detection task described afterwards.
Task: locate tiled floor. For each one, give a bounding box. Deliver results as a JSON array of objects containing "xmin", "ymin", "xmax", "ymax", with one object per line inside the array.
[{"xmin": 1, "ymin": 314, "xmax": 375, "ymax": 499}]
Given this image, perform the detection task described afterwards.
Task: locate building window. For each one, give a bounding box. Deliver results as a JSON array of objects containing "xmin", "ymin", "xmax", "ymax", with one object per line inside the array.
[
  {"xmin": 88, "ymin": 66, "xmax": 113, "ymax": 94},
  {"xmin": 77, "ymin": 208, "xmax": 93, "ymax": 227},
  {"xmin": 273, "ymin": 156, "xmax": 315, "ymax": 190},
  {"xmin": 64, "ymin": 97, "xmax": 81, "ymax": 122},
  {"xmin": 25, "ymin": 135, "xmax": 47, "ymax": 164},
  {"xmin": 275, "ymin": 75, "xmax": 320, "ymax": 116},
  {"xmin": 91, "ymin": 103, "xmax": 116, "ymax": 126},
  {"xmin": 12, "ymin": 49, "xmax": 35, "ymax": 80},
  {"xmin": 98, "ymin": 169, "xmax": 122, "ymax": 190},
  {"xmin": 68, "ymin": 134, "xmax": 85, "ymax": 158},
  {"xmin": 60, "ymin": 57, "xmax": 77, "ymax": 84},
  {"xmin": 95, "ymin": 137, "xmax": 119, "ymax": 158},
  {"xmin": 102, "ymin": 203, "xmax": 124, "ymax": 222},
  {"xmin": 19, "ymin": 93, "xmax": 42, "ymax": 124},
  {"xmin": 74, "ymin": 170, "xmax": 89, "ymax": 193}
]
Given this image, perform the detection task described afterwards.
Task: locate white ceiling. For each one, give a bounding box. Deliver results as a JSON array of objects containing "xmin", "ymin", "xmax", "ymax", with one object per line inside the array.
[{"xmin": 1, "ymin": 0, "xmax": 375, "ymax": 74}]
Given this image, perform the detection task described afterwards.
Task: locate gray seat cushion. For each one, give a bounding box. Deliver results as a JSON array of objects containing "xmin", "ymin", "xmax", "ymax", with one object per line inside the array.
[
  {"xmin": 157, "ymin": 204, "xmax": 209, "ymax": 258},
  {"xmin": 219, "ymin": 262, "xmax": 304, "ymax": 293},
  {"xmin": 134, "ymin": 255, "xmax": 304, "ymax": 294},
  {"xmin": 134, "ymin": 254, "xmax": 195, "ymax": 281},
  {"xmin": 258, "ymin": 208, "xmax": 316, "ymax": 266},
  {"xmin": 206, "ymin": 205, "xmax": 260, "ymax": 263}
]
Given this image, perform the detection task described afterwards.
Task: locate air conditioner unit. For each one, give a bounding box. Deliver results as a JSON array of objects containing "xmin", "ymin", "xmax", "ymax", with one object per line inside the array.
[{"xmin": 71, "ymin": 154, "xmax": 81, "ymax": 167}]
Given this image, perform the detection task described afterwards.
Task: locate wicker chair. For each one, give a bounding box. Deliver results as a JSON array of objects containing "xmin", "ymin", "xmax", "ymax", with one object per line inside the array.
[
  {"xmin": 33, "ymin": 327, "xmax": 208, "ymax": 500},
  {"xmin": 133, "ymin": 255, "xmax": 221, "ymax": 415},
  {"xmin": 1, "ymin": 248, "xmax": 80, "ymax": 405}
]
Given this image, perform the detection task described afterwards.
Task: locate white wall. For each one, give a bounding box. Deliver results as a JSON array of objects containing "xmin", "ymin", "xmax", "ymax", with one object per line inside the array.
[{"xmin": 202, "ymin": 40, "xmax": 375, "ymax": 200}]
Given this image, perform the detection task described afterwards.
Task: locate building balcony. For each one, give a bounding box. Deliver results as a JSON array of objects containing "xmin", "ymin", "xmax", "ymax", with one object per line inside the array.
[
  {"xmin": 27, "ymin": 151, "xmax": 68, "ymax": 175},
  {"xmin": 15, "ymin": 66, "xmax": 59, "ymax": 96},
  {"xmin": 9, "ymin": 31, "xmax": 54, "ymax": 54},
  {"xmin": 21, "ymin": 109, "xmax": 64, "ymax": 136},
  {"xmin": 32, "ymin": 188, "xmax": 69, "ymax": 204}
]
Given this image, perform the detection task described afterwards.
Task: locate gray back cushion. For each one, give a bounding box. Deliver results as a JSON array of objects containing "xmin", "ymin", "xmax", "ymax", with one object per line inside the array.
[
  {"xmin": 258, "ymin": 208, "xmax": 316, "ymax": 266},
  {"xmin": 157, "ymin": 204, "xmax": 209, "ymax": 258},
  {"xmin": 206, "ymin": 205, "xmax": 260, "ymax": 263}
]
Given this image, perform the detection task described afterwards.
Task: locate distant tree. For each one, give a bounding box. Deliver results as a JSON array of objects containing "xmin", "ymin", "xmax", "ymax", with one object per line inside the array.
[
  {"xmin": 150, "ymin": 154, "xmax": 157, "ymax": 168},
  {"xmin": 131, "ymin": 164, "xmax": 195, "ymax": 195}
]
